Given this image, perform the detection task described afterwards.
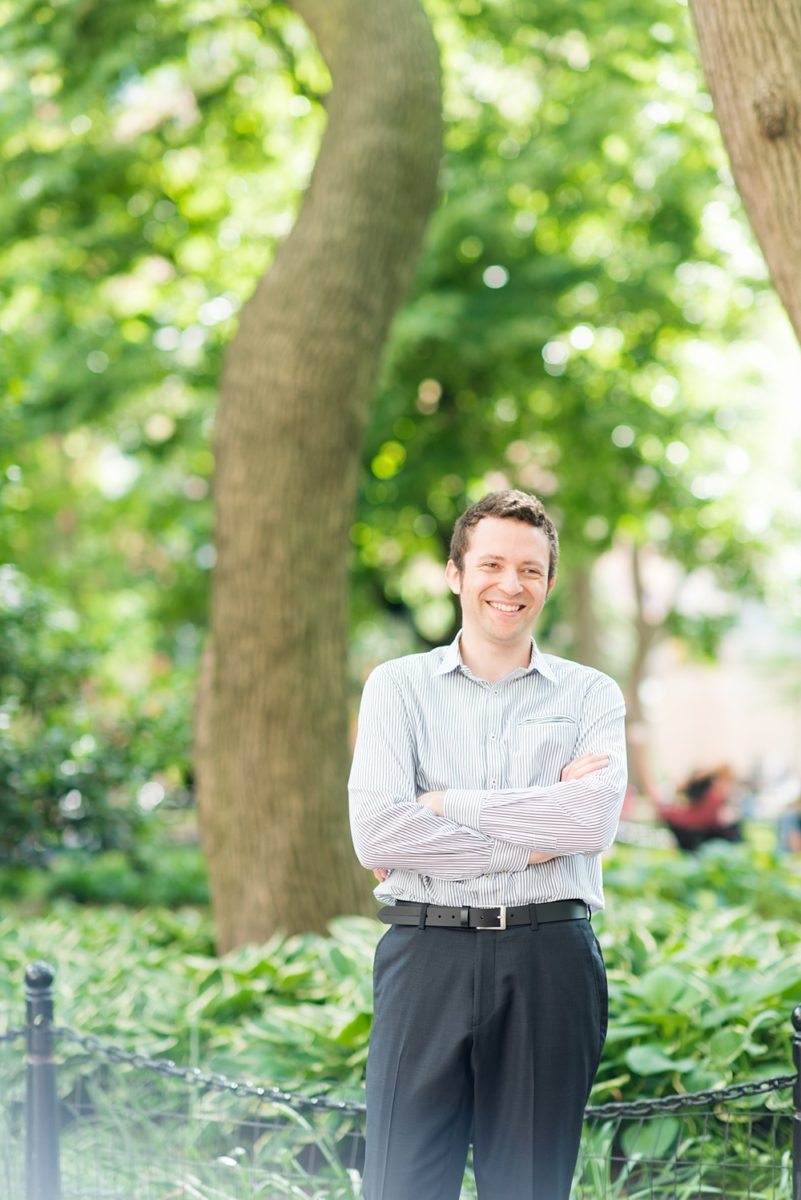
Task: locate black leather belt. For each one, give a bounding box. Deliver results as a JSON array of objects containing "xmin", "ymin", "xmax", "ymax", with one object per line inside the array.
[{"xmin": 379, "ymin": 899, "xmax": 589, "ymax": 930}]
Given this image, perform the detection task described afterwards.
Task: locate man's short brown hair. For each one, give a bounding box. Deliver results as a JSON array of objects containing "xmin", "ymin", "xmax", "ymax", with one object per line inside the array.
[{"xmin": 449, "ymin": 490, "xmax": 559, "ymax": 583}]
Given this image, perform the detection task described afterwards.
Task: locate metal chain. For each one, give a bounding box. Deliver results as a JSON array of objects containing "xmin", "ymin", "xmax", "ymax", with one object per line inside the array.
[
  {"xmin": 586, "ymin": 1073, "xmax": 796, "ymax": 1119},
  {"xmin": 51, "ymin": 1022, "xmax": 796, "ymax": 1123},
  {"xmin": 0, "ymin": 1026, "xmax": 25, "ymax": 1046},
  {"xmin": 52, "ymin": 1025, "xmax": 367, "ymax": 1116}
]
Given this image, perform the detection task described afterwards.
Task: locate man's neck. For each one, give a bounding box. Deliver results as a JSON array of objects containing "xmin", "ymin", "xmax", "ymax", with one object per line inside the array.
[{"xmin": 458, "ymin": 633, "xmax": 532, "ymax": 683}]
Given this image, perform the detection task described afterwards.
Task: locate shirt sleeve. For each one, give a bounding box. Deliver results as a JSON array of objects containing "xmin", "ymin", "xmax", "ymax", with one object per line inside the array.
[
  {"xmin": 348, "ymin": 666, "xmax": 530, "ymax": 879},
  {"xmin": 443, "ymin": 674, "xmax": 627, "ymax": 854}
]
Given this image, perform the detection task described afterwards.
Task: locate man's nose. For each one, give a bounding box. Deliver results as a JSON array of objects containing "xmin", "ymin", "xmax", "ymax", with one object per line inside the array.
[{"xmin": 498, "ymin": 569, "xmax": 524, "ymax": 594}]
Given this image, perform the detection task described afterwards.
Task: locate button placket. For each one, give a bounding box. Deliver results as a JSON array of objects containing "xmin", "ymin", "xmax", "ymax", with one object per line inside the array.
[{"xmin": 487, "ymin": 724, "xmax": 501, "ymax": 790}]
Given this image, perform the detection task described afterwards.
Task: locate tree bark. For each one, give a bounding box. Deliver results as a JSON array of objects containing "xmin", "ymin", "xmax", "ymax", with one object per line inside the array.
[
  {"xmin": 570, "ymin": 563, "xmax": 601, "ymax": 670},
  {"xmin": 624, "ymin": 544, "xmax": 661, "ymax": 804},
  {"xmin": 195, "ymin": 0, "xmax": 442, "ymax": 950},
  {"xmin": 689, "ymin": 0, "xmax": 801, "ymax": 342}
]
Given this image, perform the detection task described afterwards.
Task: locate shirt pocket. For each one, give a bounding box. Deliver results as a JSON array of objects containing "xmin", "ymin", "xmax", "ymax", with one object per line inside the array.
[{"xmin": 512, "ymin": 717, "xmax": 578, "ymax": 786}]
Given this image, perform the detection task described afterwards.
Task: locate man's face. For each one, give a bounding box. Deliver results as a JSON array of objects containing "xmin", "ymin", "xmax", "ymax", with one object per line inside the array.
[{"xmin": 446, "ymin": 517, "xmax": 554, "ymax": 652}]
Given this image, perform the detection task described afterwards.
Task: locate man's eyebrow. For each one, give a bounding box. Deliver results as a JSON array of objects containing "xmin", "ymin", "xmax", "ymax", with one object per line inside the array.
[{"xmin": 478, "ymin": 554, "xmax": 546, "ymax": 567}]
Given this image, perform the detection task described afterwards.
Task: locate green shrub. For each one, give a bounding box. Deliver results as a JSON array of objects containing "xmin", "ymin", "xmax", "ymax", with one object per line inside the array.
[
  {"xmin": 37, "ymin": 844, "xmax": 208, "ymax": 907},
  {"xmin": 0, "ymin": 566, "xmax": 192, "ymax": 861},
  {"xmin": 0, "ymin": 839, "xmax": 798, "ymax": 1110},
  {"xmin": 593, "ymin": 840, "xmax": 800, "ymax": 1101}
]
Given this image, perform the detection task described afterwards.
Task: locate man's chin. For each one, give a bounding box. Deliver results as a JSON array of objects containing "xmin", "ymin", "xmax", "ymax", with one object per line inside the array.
[{"xmin": 482, "ymin": 623, "xmax": 532, "ymax": 645}]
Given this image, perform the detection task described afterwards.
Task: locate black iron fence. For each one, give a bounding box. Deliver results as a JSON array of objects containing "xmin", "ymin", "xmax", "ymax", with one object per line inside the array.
[{"xmin": 1, "ymin": 962, "xmax": 799, "ymax": 1199}]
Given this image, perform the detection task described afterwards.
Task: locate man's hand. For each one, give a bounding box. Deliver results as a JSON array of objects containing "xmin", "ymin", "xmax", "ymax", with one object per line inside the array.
[
  {"xmin": 372, "ymin": 868, "xmax": 390, "ymax": 883},
  {"xmin": 561, "ymin": 753, "xmax": 609, "ymax": 782},
  {"xmin": 417, "ymin": 789, "xmax": 446, "ymax": 816},
  {"xmin": 528, "ymin": 757, "xmax": 608, "ymax": 864}
]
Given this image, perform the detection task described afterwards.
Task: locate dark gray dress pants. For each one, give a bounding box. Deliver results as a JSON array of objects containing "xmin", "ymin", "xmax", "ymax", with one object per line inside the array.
[{"xmin": 363, "ymin": 915, "xmax": 607, "ymax": 1200}]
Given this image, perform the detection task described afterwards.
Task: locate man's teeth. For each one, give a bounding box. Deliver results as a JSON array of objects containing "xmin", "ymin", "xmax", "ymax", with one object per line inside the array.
[{"xmin": 488, "ymin": 602, "xmax": 523, "ymax": 612}]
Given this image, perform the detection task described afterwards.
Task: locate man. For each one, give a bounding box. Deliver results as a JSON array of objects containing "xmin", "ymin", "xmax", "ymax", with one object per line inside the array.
[{"xmin": 349, "ymin": 489, "xmax": 627, "ymax": 1200}]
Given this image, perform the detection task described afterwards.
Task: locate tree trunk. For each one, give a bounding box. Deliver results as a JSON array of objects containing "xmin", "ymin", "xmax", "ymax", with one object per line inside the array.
[
  {"xmin": 689, "ymin": 0, "xmax": 801, "ymax": 342},
  {"xmin": 195, "ymin": 0, "xmax": 442, "ymax": 950},
  {"xmin": 570, "ymin": 563, "xmax": 601, "ymax": 670},
  {"xmin": 624, "ymin": 544, "xmax": 661, "ymax": 804}
]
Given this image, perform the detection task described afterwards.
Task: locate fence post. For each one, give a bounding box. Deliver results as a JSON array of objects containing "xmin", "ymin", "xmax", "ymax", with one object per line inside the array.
[
  {"xmin": 794, "ymin": 1004, "xmax": 801, "ymax": 1200},
  {"xmin": 25, "ymin": 962, "xmax": 61, "ymax": 1200}
]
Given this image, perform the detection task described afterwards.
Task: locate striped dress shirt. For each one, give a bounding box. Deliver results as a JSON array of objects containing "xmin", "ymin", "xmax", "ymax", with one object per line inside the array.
[{"xmin": 348, "ymin": 633, "xmax": 627, "ymax": 912}]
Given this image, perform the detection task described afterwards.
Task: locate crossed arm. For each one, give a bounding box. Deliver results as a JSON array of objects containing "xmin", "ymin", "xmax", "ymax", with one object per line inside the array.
[
  {"xmin": 348, "ymin": 665, "xmax": 627, "ymax": 882},
  {"xmin": 370, "ymin": 752, "xmax": 610, "ymax": 882}
]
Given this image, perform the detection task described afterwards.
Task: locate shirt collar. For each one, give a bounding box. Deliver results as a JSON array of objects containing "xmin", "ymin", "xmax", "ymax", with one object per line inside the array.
[{"xmin": 435, "ymin": 631, "xmax": 556, "ymax": 682}]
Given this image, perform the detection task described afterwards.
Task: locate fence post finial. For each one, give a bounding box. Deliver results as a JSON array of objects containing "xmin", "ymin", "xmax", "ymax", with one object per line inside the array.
[{"xmin": 25, "ymin": 961, "xmax": 61, "ymax": 1200}]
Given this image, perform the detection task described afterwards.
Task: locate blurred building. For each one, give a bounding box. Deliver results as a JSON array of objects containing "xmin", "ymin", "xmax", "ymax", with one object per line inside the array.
[{"xmin": 643, "ymin": 623, "xmax": 801, "ymax": 813}]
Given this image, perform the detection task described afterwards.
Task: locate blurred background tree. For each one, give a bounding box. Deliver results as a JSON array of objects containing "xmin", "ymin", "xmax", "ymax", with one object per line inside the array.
[
  {"xmin": 690, "ymin": 0, "xmax": 801, "ymax": 342},
  {"xmin": 194, "ymin": 0, "xmax": 442, "ymax": 949},
  {"xmin": 1, "ymin": 0, "xmax": 799, "ymax": 942}
]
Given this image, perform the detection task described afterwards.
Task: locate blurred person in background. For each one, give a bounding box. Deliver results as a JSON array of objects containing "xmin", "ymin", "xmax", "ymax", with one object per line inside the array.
[{"xmin": 656, "ymin": 763, "xmax": 742, "ymax": 852}]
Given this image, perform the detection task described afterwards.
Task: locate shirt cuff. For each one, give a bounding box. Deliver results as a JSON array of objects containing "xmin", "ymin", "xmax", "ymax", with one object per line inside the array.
[
  {"xmin": 488, "ymin": 839, "xmax": 530, "ymax": 873},
  {"xmin": 443, "ymin": 788, "xmax": 484, "ymax": 832}
]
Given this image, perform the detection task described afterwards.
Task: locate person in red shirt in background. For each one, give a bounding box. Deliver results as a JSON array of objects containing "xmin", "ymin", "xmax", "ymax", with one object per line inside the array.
[{"xmin": 657, "ymin": 763, "xmax": 742, "ymax": 851}]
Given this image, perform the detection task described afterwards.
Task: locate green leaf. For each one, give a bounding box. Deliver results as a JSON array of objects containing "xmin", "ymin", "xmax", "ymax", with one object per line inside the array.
[
  {"xmin": 708, "ymin": 1027, "xmax": 748, "ymax": 1064},
  {"xmin": 620, "ymin": 1116, "xmax": 680, "ymax": 1162},
  {"xmin": 637, "ymin": 965, "xmax": 690, "ymax": 1011},
  {"xmin": 333, "ymin": 1011, "xmax": 372, "ymax": 1046},
  {"xmin": 624, "ymin": 1045, "xmax": 695, "ymax": 1076}
]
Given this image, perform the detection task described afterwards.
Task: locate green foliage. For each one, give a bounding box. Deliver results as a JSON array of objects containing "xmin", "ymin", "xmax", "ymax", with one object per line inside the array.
[
  {"xmin": 0, "ymin": 840, "xmax": 797, "ymax": 1198},
  {"xmin": 0, "ymin": 905, "xmax": 375, "ymax": 1101},
  {"xmin": 0, "ymin": 565, "xmax": 192, "ymax": 860},
  {"xmin": 52, "ymin": 1091, "xmax": 362, "ymax": 1200},
  {"xmin": 573, "ymin": 1110, "xmax": 792, "ymax": 1200},
  {"xmin": 0, "ymin": 840, "xmax": 798, "ymax": 1108},
  {"xmin": 355, "ymin": 0, "xmax": 775, "ymax": 654},
  {"xmin": 0, "ymin": 0, "xmax": 326, "ymax": 752},
  {"xmin": 604, "ymin": 838, "xmax": 800, "ymax": 923},
  {"xmin": 1, "ymin": 0, "xmax": 792, "ymax": 744},
  {"xmin": 0, "ymin": 842, "xmax": 208, "ymax": 907},
  {"xmin": 596, "ymin": 841, "xmax": 800, "ymax": 1100},
  {"xmin": 0, "ymin": 2, "xmax": 334, "ymax": 813}
]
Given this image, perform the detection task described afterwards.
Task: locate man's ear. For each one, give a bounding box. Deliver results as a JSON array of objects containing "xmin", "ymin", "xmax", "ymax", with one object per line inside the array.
[
  {"xmin": 546, "ymin": 577, "xmax": 556, "ymax": 599},
  {"xmin": 445, "ymin": 560, "xmax": 461, "ymax": 595}
]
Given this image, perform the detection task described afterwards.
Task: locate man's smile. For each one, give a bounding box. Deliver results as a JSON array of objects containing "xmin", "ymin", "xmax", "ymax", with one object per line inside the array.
[{"xmin": 486, "ymin": 600, "xmax": 525, "ymax": 613}]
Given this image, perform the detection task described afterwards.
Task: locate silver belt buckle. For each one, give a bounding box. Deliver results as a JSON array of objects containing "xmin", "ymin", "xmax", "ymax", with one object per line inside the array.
[{"xmin": 476, "ymin": 905, "xmax": 506, "ymax": 931}]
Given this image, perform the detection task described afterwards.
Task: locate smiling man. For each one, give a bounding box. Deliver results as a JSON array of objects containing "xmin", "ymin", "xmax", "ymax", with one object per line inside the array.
[{"xmin": 349, "ymin": 489, "xmax": 627, "ymax": 1200}]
